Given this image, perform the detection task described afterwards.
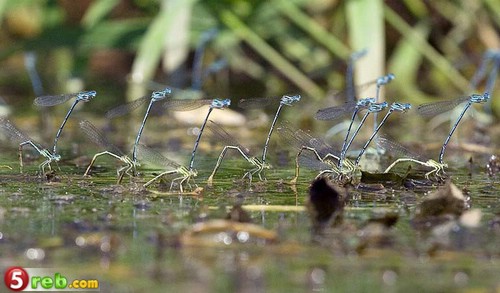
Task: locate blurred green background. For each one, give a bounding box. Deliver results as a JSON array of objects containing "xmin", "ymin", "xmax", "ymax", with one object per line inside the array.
[{"xmin": 0, "ymin": 0, "xmax": 498, "ymax": 116}]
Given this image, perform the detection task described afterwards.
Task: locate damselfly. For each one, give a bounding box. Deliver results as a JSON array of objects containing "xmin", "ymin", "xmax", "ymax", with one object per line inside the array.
[
  {"xmin": 206, "ymin": 120, "xmax": 269, "ymax": 185},
  {"xmin": 79, "ymin": 120, "xmax": 134, "ymax": 184},
  {"xmin": 136, "ymin": 144, "xmax": 197, "ymax": 192},
  {"xmin": 417, "ymin": 93, "xmax": 489, "ymax": 164},
  {"xmin": 376, "ymin": 136, "xmax": 447, "ymax": 179},
  {"xmin": 0, "ymin": 118, "xmax": 60, "ymax": 174},
  {"xmin": 34, "ymin": 90, "xmax": 96, "ymax": 155}
]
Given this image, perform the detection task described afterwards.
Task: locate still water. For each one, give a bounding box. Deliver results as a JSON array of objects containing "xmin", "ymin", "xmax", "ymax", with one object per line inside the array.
[{"xmin": 0, "ymin": 151, "xmax": 499, "ymax": 292}]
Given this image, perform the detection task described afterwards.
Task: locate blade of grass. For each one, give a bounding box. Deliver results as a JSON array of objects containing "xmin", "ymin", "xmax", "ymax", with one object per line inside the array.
[
  {"xmin": 402, "ymin": 0, "xmax": 428, "ymax": 18},
  {"xmin": 346, "ymin": 0, "xmax": 385, "ymax": 98},
  {"xmin": 128, "ymin": 0, "xmax": 197, "ymax": 101},
  {"xmin": 0, "ymin": 0, "xmax": 6, "ymax": 23},
  {"xmin": 388, "ymin": 21, "xmax": 433, "ymax": 104},
  {"xmin": 79, "ymin": 19, "xmax": 149, "ymax": 51},
  {"xmin": 274, "ymin": 0, "xmax": 350, "ymax": 59},
  {"xmin": 81, "ymin": 0, "xmax": 120, "ymax": 29},
  {"xmin": 220, "ymin": 9, "xmax": 324, "ymax": 100},
  {"xmin": 384, "ymin": 5, "xmax": 470, "ymax": 93},
  {"xmin": 162, "ymin": 0, "xmax": 194, "ymax": 74},
  {"xmin": 484, "ymin": 0, "xmax": 500, "ymax": 28}
]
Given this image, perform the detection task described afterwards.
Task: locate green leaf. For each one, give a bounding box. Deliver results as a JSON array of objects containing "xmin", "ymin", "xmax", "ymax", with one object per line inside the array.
[
  {"xmin": 274, "ymin": 0, "xmax": 350, "ymax": 59},
  {"xmin": 80, "ymin": 19, "xmax": 149, "ymax": 51},
  {"xmin": 384, "ymin": 5, "xmax": 470, "ymax": 93},
  {"xmin": 129, "ymin": 0, "xmax": 198, "ymax": 100},
  {"xmin": 220, "ymin": 9, "xmax": 324, "ymax": 100},
  {"xmin": 81, "ymin": 0, "xmax": 121, "ymax": 29},
  {"xmin": 388, "ymin": 21, "xmax": 433, "ymax": 104}
]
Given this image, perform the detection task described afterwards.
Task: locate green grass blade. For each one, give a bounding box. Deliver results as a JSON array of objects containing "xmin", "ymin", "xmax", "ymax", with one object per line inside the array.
[
  {"xmin": 275, "ymin": 0, "xmax": 350, "ymax": 59},
  {"xmin": 0, "ymin": 0, "xmax": 7, "ymax": 23},
  {"xmin": 81, "ymin": 0, "xmax": 120, "ymax": 29},
  {"xmin": 388, "ymin": 21, "xmax": 433, "ymax": 104},
  {"xmin": 484, "ymin": 0, "xmax": 500, "ymax": 27},
  {"xmin": 220, "ymin": 9, "xmax": 324, "ymax": 100},
  {"xmin": 162, "ymin": 0, "xmax": 194, "ymax": 74},
  {"xmin": 384, "ymin": 5, "xmax": 470, "ymax": 93},
  {"xmin": 346, "ymin": 0, "xmax": 385, "ymax": 94},
  {"xmin": 128, "ymin": 0, "xmax": 197, "ymax": 100}
]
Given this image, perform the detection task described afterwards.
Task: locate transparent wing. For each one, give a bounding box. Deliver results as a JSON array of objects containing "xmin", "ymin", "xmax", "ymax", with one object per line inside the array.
[
  {"xmin": 136, "ymin": 144, "xmax": 181, "ymax": 169},
  {"xmin": 297, "ymin": 150, "xmax": 337, "ymax": 172},
  {"xmin": 277, "ymin": 122, "xmax": 339, "ymax": 159},
  {"xmin": 162, "ymin": 99, "xmax": 212, "ymax": 111},
  {"xmin": 238, "ymin": 96, "xmax": 279, "ymax": 109},
  {"xmin": 105, "ymin": 96, "xmax": 149, "ymax": 119},
  {"xmin": 207, "ymin": 120, "xmax": 252, "ymax": 157},
  {"xmin": 417, "ymin": 96, "xmax": 469, "ymax": 117},
  {"xmin": 79, "ymin": 120, "xmax": 124, "ymax": 156},
  {"xmin": 376, "ymin": 136, "xmax": 426, "ymax": 161},
  {"xmin": 34, "ymin": 93, "xmax": 76, "ymax": 107},
  {"xmin": 315, "ymin": 102, "xmax": 357, "ymax": 121}
]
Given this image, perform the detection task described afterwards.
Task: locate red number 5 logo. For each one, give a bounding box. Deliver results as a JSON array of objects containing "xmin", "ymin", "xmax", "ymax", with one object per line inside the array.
[{"xmin": 4, "ymin": 267, "xmax": 28, "ymax": 291}]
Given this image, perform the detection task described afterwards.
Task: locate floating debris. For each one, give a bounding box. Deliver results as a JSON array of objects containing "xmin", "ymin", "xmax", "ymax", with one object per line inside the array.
[
  {"xmin": 180, "ymin": 202, "xmax": 276, "ymax": 246},
  {"xmin": 410, "ymin": 181, "xmax": 482, "ymax": 254},
  {"xmin": 180, "ymin": 219, "xmax": 277, "ymax": 247},
  {"xmin": 307, "ymin": 177, "xmax": 346, "ymax": 235},
  {"xmin": 413, "ymin": 180, "xmax": 467, "ymax": 224}
]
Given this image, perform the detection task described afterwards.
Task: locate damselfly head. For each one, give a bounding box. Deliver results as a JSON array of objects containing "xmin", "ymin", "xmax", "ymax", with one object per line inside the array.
[
  {"xmin": 281, "ymin": 94, "xmax": 301, "ymax": 106},
  {"xmin": 376, "ymin": 73, "xmax": 395, "ymax": 86},
  {"xmin": 369, "ymin": 102, "xmax": 388, "ymax": 112},
  {"xmin": 391, "ymin": 102, "xmax": 412, "ymax": 112},
  {"xmin": 211, "ymin": 99, "xmax": 231, "ymax": 109},
  {"xmin": 151, "ymin": 87, "xmax": 172, "ymax": 101},
  {"xmin": 357, "ymin": 97, "xmax": 376, "ymax": 107},
  {"xmin": 77, "ymin": 90, "xmax": 97, "ymax": 102},
  {"xmin": 470, "ymin": 92, "xmax": 490, "ymax": 103}
]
